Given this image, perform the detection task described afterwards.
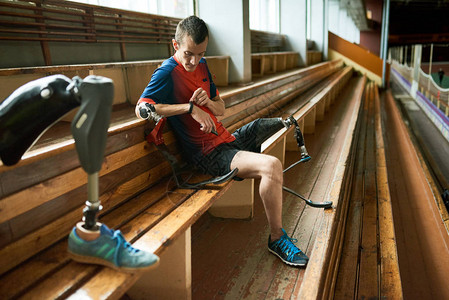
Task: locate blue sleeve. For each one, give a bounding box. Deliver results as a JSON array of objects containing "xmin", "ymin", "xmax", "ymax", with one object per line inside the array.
[
  {"xmin": 204, "ymin": 58, "xmax": 218, "ymax": 99},
  {"xmin": 140, "ymin": 65, "xmax": 174, "ymax": 104}
]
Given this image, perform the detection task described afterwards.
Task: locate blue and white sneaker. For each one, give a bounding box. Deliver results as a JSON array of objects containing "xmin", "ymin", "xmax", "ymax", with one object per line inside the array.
[
  {"xmin": 268, "ymin": 228, "xmax": 309, "ymax": 267},
  {"xmin": 68, "ymin": 224, "xmax": 159, "ymax": 273}
]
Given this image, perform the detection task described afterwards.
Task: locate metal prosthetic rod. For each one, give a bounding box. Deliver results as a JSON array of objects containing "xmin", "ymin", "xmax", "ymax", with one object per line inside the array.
[
  {"xmin": 71, "ymin": 76, "xmax": 113, "ymax": 231},
  {"xmin": 282, "ymin": 116, "xmax": 311, "ymax": 173},
  {"xmin": 283, "ymin": 116, "xmax": 310, "ymax": 159}
]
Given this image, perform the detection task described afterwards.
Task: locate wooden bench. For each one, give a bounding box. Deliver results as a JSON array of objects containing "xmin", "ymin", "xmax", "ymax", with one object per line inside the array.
[
  {"xmin": 0, "ymin": 55, "xmax": 230, "ymax": 108},
  {"xmin": 307, "ymin": 50, "xmax": 323, "ymax": 65},
  {"xmin": 0, "ymin": 59, "xmax": 349, "ymax": 299},
  {"xmin": 251, "ymin": 51, "xmax": 299, "ymax": 77}
]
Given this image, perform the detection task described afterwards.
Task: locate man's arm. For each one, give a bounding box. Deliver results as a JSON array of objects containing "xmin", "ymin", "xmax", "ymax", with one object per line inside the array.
[{"xmin": 135, "ymin": 101, "xmax": 217, "ymax": 134}]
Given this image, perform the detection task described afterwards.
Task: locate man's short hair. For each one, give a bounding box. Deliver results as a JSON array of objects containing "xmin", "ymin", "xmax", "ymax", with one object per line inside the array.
[{"xmin": 175, "ymin": 15, "xmax": 209, "ymax": 45}]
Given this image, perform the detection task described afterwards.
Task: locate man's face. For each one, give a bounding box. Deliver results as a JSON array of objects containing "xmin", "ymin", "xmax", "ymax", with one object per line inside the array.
[{"xmin": 173, "ymin": 35, "xmax": 208, "ymax": 72}]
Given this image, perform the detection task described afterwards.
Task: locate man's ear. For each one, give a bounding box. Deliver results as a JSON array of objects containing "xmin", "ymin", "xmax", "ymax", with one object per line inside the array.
[{"xmin": 172, "ymin": 39, "xmax": 179, "ymax": 51}]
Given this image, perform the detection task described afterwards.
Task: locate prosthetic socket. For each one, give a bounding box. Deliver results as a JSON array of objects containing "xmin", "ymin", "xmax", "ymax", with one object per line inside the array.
[
  {"xmin": 137, "ymin": 102, "xmax": 162, "ymax": 123},
  {"xmin": 0, "ymin": 75, "xmax": 113, "ymax": 230}
]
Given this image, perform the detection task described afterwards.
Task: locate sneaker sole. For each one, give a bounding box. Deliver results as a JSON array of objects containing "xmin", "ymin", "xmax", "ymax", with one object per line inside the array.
[
  {"xmin": 268, "ymin": 248, "xmax": 308, "ymax": 267},
  {"xmin": 67, "ymin": 250, "xmax": 160, "ymax": 273}
]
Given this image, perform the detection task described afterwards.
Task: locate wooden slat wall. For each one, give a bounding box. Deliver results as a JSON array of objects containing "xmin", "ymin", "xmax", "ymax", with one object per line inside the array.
[
  {"xmin": 307, "ymin": 50, "xmax": 323, "ymax": 65},
  {"xmin": 0, "ymin": 0, "xmax": 180, "ymax": 64},
  {"xmin": 251, "ymin": 30, "xmax": 286, "ymax": 53}
]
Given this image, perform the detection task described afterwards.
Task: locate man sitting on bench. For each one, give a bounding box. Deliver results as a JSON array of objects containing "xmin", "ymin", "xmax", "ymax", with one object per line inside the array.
[{"xmin": 136, "ymin": 16, "xmax": 308, "ymax": 267}]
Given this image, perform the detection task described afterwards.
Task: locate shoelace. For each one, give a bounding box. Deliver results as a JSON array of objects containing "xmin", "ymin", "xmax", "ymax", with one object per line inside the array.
[
  {"xmin": 111, "ymin": 230, "xmax": 140, "ymax": 265},
  {"xmin": 274, "ymin": 235, "xmax": 302, "ymax": 261}
]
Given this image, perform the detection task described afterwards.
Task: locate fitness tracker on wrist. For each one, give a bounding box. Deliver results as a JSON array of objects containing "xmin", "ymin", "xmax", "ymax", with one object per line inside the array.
[{"xmin": 188, "ymin": 102, "xmax": 194, "ymax": 114}]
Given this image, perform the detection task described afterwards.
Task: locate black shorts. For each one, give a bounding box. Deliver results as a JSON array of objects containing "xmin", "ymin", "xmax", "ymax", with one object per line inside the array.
[{"xmin": 193, "ymin": 118, "xmax": 285, "ymax": 177}]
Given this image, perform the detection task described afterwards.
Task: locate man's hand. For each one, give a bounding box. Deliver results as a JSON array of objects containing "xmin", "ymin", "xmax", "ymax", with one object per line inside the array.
[
  {"xmin": 190, "ymin": 104, "xmax": 217, "ymax": 134},
  {"xmin": 190, "ymin": 88, "xmax": 210, "ymax": 107},
  {"xmin": 190, "ymin": 88, "xmax": 225, "ymax": 117}
]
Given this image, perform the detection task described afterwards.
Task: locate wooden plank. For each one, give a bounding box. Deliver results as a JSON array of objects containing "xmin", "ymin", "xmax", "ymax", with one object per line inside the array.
[
  {"xmin": 90, "ymin": 68, "xmax": 128, "ymax": 105},
  {"xmin": 332, "ymin": 84, "xmax": 369, "ymax": 299},
  {"xmin": 267, "ymin": 104, "xmax": 353, "ymax": 299},
  {"xmin": 0, "ymin": 0, "xmax": 179, "ymax": 66},
  {"xmin": 357, "ymin": 82, "xmax": 379, "ymax": 299},
  {"xmin": 274, "ymin": 53, "xmax": 287, "ymax": 72},
  {"xmin": 316, "ymin": 98, "xmax": 325, "ymax": 121},
  {"xmin": 304, "ymin": 107, "xmax": 316, "ymax": 134},
  {"xmin": 0, "ymin": 127, "xmax": 179, "ymax": 223},
  {"xmin": 225, "ymin": 67, "xmax": 340, "ymax": 133},
  {"xmin": 291, "ymin": 80, "xmax": 364, "ymax": 300},
  {"xmin": 128, "ymin": 228, "xmax": 192, "ymax": 300},
  {"xmin": 5, "ymin": 149, "xmax": 173, "ymax": 247},
  {"xmin": 206, "ymin": 56, "xmax": 229, "ymax": 86},
  {"xmin": 220, "ymin": 69, "xmax": 324, "ymax": 124},
  {"xmin": 374, "ymin": 85, "xmax": 403, "ymax": 298},
  {"xmin": 251, "ymin": 55, "xmax": 263, "ymax": 77}
]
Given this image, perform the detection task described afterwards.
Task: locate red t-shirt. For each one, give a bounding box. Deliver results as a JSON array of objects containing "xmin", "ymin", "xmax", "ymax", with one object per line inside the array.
[{"xmin": 139, "ymin": 56, "xmax": 235, "ymax": 159}]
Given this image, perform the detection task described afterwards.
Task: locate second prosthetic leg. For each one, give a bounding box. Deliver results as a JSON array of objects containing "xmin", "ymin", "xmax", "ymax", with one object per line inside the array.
[{"xmin": 281, "ymin": 116, "xmax": 333, "ymax": 209}]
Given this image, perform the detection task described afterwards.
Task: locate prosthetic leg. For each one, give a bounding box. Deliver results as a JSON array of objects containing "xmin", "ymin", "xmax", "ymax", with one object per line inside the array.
[
  {"xmin": 281, "ymin": 116, "xmax": 332, "ymax": 208},
  {"xmin": 282, "ymin": 116, "xmax": 311, "ymax": 172},
  {"xmin": 1, "ymin": 75, "xmax": 158, "ymax": 271},
  {"xmin": 69, "ymin": 76, "xmax": 113, "ymax": 230}
]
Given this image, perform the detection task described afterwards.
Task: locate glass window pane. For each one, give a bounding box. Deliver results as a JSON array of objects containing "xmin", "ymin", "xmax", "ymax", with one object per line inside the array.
[{"xmin": 250, "ymin": 0, "xmax": 280, "ymax": 33}]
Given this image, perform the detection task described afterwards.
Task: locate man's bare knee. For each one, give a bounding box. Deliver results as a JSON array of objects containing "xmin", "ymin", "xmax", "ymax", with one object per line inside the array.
[{"xmin": 260, "ymin": 155, "xmax": 283, "ymax": 177}]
